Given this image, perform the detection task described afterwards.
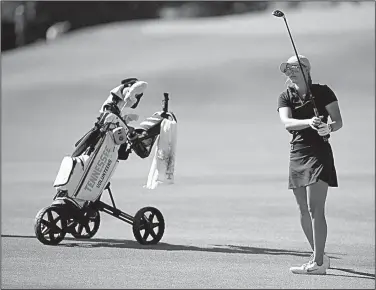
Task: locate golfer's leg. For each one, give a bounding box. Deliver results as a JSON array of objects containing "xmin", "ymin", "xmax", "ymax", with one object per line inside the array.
[
  {"xmin": 307, "ymin": 180, "xmax": 328, "ymax": 266},
  {"xmin": 293, "ymin": 186, "xmax": 314, "ymax": 251}
]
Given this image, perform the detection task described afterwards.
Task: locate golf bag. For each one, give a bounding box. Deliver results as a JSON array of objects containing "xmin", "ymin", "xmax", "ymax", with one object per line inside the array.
[{"xmin": 53, "ymin": 90, "xmax": 177, "ymax": 205}]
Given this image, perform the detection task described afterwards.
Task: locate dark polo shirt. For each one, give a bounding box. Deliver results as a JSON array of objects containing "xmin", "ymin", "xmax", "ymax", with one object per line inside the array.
[{"xmin": 277, "ymin": 84, "xmax": 338, "ymax": 145}]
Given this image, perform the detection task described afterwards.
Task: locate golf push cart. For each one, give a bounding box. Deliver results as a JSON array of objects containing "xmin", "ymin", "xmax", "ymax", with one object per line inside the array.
[{"xmin": 34, "ymin": 79, "xmax": 177, "ymax": 246}]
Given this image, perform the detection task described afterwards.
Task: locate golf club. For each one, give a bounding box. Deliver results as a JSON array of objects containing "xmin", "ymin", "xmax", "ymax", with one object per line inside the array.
[{"xmin": 273, "ymin": 9, "xmax": 329, "ymax": 141}]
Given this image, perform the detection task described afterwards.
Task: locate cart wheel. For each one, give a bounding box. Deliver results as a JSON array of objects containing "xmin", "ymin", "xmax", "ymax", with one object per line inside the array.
[
  {"xmin": 133, "ymin": 207, "xmax": 165, "ymax": 245},
  {"xmin": 69, "ymin": 210, "xmax": 100, "ymax": 239},
  {"xmin": 34, "ymin": 206, "xmax": 67, "ymax": 245}
]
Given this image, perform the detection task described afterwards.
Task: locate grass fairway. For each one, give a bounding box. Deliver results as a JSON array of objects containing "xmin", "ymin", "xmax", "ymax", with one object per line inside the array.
[{"xmin": 1, "ymin": 2, "xmax": 375, "ymax": 289}]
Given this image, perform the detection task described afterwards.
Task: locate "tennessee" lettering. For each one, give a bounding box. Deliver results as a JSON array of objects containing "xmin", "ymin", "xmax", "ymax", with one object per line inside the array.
[
  {"xmin": 83, "ymin": 145, "xmax": 111, "ymax": 192},
  {"xmin": 96, "ymin": 159, "xmax": 112, "ymax": 188}
]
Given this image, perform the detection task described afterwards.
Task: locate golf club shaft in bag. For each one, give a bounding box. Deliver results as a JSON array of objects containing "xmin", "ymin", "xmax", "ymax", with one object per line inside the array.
[{"xmin": 273, "ymin": 9, "xmax": 329, "ymax": 142}]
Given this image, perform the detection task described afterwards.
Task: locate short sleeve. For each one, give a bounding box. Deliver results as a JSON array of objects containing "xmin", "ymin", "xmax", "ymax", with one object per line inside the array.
[
  {"xmin": 322, "ymin": 85, "xmax": 338, "ymax": 107},
  {"xmin": 277, "ymin": 91, "xmax": 290, "ymax": 112}
]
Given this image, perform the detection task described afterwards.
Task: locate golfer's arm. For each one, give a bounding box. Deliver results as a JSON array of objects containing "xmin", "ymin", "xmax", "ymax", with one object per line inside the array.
[
  {"xmin": 326, "ymin": 101, "xmax": 343, "ymax": 132},
  {"xmin": 278, "ymin": 107, "xmax": 310, "ymax": 131}
]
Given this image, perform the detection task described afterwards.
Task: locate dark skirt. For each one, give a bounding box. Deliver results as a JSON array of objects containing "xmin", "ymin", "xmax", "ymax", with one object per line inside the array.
[{"xmin": 288, "ymin": 142, "xmax": 338, "ymax": 189}]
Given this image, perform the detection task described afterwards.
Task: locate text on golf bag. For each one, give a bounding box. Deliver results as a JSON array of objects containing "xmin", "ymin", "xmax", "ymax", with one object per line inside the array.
[{"xmin": 84, "ymin": 145, "xmax": 112, "ymax": 192}]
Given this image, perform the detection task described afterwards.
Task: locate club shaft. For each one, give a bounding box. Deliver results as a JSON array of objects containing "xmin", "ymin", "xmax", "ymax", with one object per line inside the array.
[
  {"xmin": 281, "ymin": 16, "xmax": 328, "ymax": 141},
  {"xmin": 282, "ymin": 18, "xmax": 319, "ymax": 115}
]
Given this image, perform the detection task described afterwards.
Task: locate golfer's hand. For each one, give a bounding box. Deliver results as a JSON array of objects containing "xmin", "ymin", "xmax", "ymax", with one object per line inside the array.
[
  {"xmin": 308, "ymin": 116, "xmax": 323, "ymax": 130},
  {"xmin": 317, "ymin": 122, "xmax": 332, "ymax": 136}
]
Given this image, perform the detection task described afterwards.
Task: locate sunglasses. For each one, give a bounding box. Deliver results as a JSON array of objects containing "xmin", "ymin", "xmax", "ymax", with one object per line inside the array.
[{"xmin": 283, "ymin": 64, "xmax": 307, "ymax": 76}]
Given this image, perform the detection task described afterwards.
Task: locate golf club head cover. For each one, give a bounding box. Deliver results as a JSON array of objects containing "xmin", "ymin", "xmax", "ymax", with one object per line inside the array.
[
  {"xmin": 99, "ymin": 79, "xmax": 148, "ymax": 113},
  {"xmin": 121, "ymin": 78, "xmax": 147, "ymax": 109}
]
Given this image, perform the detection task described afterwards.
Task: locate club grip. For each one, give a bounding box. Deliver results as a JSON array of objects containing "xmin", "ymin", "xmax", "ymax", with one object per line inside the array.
[
  {"xmin": 162, "ymin": 93, "xmax": 169, "ymax": 113},
  {"xmin": 312, "ymin": 97, "xmax": 330, "ymax": 142}
]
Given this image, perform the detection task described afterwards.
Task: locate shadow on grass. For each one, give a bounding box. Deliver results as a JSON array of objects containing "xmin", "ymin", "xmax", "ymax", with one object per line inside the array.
[
  {"xmin": 3, "ymin": 234, "xmax": 374, "ymax": 280},
  {"xmin": 3, "ymin": 234, "xmax": 312, "ymax": 256},
  {"xmin": 2, "ymin": 233, "xmax": 321, "ymax": 257},
  {"xmin": 327, "ymin": 267, "xmax": 375, "ymax": 280}
]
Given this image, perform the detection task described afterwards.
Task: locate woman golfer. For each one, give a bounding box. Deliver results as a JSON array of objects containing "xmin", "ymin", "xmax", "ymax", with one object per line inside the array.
[{"xmin": 277, "ymin": 55, "xmax": 343, "ymax": 275}]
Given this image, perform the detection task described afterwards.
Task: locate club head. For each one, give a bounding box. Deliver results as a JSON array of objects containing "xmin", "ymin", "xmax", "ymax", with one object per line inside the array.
[{"xmin": 272, "ymin": 10, "xmax": 285, "ymax": 18}]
